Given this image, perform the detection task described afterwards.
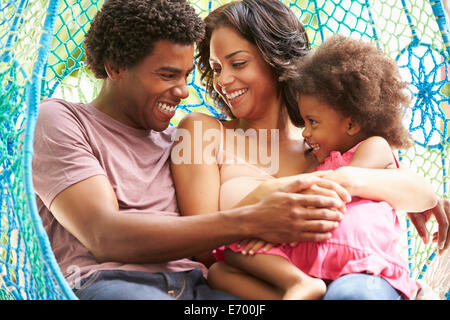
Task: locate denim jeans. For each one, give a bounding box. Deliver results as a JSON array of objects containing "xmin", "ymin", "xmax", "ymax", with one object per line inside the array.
[
  {"xmin": 73, "ymin": 269, "xmax": 404, "ymax": 300},
  {"xmin": 322, "ymin": 273, "xmax": 406, "ymax": 300},
  {"xmin": 73, "ymin": 269, "xmax": 241, "ymax": 300}
]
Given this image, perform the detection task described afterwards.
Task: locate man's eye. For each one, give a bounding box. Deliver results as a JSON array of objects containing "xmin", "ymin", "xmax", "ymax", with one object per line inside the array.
[{"xmin": 161, "ymin": 73, "xmax": 176, "ymax": 79}]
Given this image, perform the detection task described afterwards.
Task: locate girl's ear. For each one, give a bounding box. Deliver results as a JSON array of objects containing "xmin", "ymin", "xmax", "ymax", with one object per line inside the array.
[{"xmin": 346, "ymin": 118, "xmax": 361, "ymax": 136}]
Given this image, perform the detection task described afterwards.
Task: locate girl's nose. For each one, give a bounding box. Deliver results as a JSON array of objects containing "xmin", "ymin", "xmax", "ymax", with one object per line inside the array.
[{"xmin": 302, "ymin": 126, "xmax": 311, "ymax": 138}]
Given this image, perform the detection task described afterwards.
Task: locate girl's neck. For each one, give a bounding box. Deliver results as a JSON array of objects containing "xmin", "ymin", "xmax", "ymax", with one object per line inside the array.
[{"xmin": 339, "ymin": 133, "xmax": 370, "ymax": 154}]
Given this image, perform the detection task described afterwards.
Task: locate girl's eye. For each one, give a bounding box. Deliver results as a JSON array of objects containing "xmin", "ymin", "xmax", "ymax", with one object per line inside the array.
[{"xmin": 212, "ymin": 68, "xmax": 221, "ymax": 75}]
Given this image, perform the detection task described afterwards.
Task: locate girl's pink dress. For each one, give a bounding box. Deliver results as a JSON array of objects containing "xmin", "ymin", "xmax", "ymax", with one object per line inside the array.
[{"xmin": 216, "ymin": 143, "xmax": 418, "ymax": 299}]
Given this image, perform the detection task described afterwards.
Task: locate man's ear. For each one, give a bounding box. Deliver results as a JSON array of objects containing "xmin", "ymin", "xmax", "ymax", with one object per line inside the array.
[
  {"xmin": 104, "ymin": 61, "xmax": 122, "ymax": 80},
  {"xmin": 346, "ymin": 118, "xmax": 361, "ymax": 136}
]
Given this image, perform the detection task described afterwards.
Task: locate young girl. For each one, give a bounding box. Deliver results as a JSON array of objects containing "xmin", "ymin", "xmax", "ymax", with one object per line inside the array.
[{"xmin": 208, "ymin": 34, "xmax": 420, "ymax": 300}]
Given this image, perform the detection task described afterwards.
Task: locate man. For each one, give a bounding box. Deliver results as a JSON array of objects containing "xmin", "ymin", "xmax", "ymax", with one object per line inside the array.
[
  {"xmin": 33, "ymin": 0, "xmax": 347, "ymax": 300},
  {"xmin": 33, "ymin": 0, "xmax": 448, "ymax": 300}
]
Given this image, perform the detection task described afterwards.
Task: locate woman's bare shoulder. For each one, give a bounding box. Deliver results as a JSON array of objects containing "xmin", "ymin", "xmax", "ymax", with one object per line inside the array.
[{"xmin": 177, "ymin": 112, "xmax": 222, "ymax": 131}]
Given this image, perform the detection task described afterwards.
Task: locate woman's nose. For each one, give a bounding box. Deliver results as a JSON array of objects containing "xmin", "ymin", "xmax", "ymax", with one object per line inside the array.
[{"xmin": 216, "ymin": 69, "xmax": 234, "ymax": 88}]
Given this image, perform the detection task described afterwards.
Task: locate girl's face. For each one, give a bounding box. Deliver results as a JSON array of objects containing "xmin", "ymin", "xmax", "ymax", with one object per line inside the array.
[
  {"xmin": 209, "ymin": 26, "xmax": 279, "ymax": 120},
  {"xmin": 298, "ymin": 95, "xmax": 356, "ymax": 163}
]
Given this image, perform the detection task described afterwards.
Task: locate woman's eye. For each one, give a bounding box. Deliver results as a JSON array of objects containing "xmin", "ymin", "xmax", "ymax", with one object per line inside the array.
[{"xmin": 232, "ymin": 61, "xmax": 246, "ymax": 68}]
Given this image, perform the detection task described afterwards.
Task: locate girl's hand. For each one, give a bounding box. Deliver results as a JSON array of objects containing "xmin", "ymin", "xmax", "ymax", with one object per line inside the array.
[
  {"xmin": 238, "ymin": 239, "xmax": 300, "ymax": 255},
  {"xmin": 238, "ymin": 238, "xmax": 275, "ymax": 255}
]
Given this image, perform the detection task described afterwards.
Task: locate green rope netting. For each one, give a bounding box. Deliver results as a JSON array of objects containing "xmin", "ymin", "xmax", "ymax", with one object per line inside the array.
[{"xmin": 0, "ymin": 0, "xmax": 449, "ymax": 300}]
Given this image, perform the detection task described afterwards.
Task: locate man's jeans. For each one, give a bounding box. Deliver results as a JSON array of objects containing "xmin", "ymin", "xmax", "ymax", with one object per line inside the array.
[
  {"xmin": 73, "ymin": 269, "xmax": 405, "ymax": 300},
  {"xmin": 73, "ymin": 269, "xmax": 241, "ymax": 300}
]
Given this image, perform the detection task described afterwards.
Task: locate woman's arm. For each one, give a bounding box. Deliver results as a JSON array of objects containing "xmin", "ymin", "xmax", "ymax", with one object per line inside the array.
[
  {"xmin": 239, "ymin": 137, "xmax": 437, "ymax": 213},
  {"xmin": 322, "ymin": 136, "xmax": 438, "ymax": 212},
  {"xmin": 170, "ymin": 112, "xmax": 224, "ymax": 266}
]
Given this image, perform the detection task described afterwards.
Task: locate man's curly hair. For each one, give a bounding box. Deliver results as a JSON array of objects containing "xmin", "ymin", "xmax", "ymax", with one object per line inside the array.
[
  {"xmin": 84, "ymin": 0, "xmax": 205, "ymax": 79},
  {"xmin": 196, "ymin": 0, "xmax": 310, "ymax": 124},
  {"xmin": 293, "ymin": 34, "xmax": 413, "ymax": 149}
]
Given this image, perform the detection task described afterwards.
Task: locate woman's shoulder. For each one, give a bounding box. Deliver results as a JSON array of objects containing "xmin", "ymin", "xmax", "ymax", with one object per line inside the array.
[{"xmin": 176, "ymin": 112, "xmax": 223, "ymax": 132}]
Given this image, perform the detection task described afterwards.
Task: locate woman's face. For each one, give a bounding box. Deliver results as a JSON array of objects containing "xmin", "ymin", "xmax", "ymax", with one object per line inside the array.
[{"xmin": 209, "ymin": 26, "xmax": 279, "ymax": 120}]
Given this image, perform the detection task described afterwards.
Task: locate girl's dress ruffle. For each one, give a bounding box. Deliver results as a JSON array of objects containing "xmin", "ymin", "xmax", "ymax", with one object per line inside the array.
[{"xmin": 215, "ymin": 240, "xmax": 417, "ymax": 299}]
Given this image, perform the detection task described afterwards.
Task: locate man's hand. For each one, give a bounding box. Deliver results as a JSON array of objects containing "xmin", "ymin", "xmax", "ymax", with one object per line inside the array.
[
  {"xmin": 408, "ymin": 198, "xmax": 449, "ymax": 254},
  {"xmin": 249, "ymin": 178, "xmax": 346, "ymax": 245}
]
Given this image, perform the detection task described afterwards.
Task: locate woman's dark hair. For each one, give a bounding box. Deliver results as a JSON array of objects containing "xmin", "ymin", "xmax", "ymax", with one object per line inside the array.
[
  {"xmin": 196, "ymin": 0, "xmax": 310, "ymax": 124},
  {"xmin": 294, "ymin": 34, "xmax": 412, "ymax": 149},
  {"xmin": 84, "ymin": 0, "xmax": 205, "ymax": 79}
]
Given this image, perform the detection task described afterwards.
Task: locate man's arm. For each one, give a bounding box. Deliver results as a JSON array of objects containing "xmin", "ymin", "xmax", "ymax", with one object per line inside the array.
[{"xmin": 50, "ymin": 174, "xmax": 344, "ymax": 264}]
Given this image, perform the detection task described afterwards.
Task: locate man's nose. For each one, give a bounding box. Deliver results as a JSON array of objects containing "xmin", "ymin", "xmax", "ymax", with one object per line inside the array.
[{"xmin": 173, "ymin": 80, "xmax": 189, "ymax": 99}]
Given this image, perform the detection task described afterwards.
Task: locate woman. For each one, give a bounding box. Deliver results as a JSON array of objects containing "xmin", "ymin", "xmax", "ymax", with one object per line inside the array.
[{"xmin": 171, "ymin": 0, "xmax": 440, "ymax": 299}]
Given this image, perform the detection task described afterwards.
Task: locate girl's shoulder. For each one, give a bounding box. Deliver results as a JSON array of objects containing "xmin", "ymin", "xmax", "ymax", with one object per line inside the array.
[
  {"xmin": 351, "ymin": 136, "xmax": 397, "ymax": 169},
  {"xmin": 355, "ymin": 136, "xmax": 391, "ymax": 153}
]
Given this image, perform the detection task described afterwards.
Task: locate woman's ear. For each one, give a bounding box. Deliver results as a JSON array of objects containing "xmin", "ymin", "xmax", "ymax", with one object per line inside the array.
[
  {"xmin": 104, "ymin": 61, "xmax": 122, "ymax": 80},
  {"xmin": 346, "ymin": 118, "xmax": 361, "ymax": 136}
]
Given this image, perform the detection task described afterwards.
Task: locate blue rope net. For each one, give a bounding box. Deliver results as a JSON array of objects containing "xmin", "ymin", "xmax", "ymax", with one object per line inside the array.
[{"xmin": 0, "ymin": 0, "xmax": 448, "ymax": 299}]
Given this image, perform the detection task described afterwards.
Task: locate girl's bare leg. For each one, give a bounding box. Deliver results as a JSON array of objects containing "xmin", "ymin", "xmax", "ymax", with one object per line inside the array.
[
  {"xmin": 224, "ymin": 249, "xmax": 326, "ymax": 300},
  {"xmin": 207, "ymin": 261, "xmax": 283, "ymax": 299}
]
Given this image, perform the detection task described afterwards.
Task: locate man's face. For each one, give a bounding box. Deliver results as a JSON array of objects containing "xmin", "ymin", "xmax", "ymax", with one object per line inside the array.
[{"xmin": 117, "ymin": 40, "xmax": 195, "ymax": 131}]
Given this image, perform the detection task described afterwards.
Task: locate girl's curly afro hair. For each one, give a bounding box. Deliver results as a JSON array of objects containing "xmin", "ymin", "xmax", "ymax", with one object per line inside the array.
[
  {"xmin": 293, "ymin": 34, "xmax": 413, "ymax": 149},
  {"xmin": 84, "ymin": 0, "xmax": 205, "ymax": 79}
]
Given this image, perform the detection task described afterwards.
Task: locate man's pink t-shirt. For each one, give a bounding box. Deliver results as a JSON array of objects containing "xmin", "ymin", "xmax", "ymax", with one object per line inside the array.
[{"xmin": 33, "ymin": 98, "xmax": 205, "ymax": 287}]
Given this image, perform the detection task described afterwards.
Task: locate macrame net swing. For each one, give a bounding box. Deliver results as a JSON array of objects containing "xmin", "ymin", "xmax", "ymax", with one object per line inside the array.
[{"xmin": 0, "ymin": 0, "xmax": 448, "ymax": 300}]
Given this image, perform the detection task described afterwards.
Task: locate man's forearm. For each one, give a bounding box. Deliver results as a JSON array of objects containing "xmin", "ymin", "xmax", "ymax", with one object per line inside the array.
[{"xmin": 91, "ymin": 206, "xmax": 252, "ymax": 264}]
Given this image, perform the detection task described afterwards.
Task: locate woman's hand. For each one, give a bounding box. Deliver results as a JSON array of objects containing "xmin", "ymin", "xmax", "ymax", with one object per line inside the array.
[
  {"xmin": 294, "ymin": 171, "xmax": 351, "ymax": 210},
  {"xmin": 408, "ymin": 198, "xmax": 449, "ymax": 254},
  {"xmin": 272, "ymin": 171, "xmax": 351, "ymax": 212}
]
